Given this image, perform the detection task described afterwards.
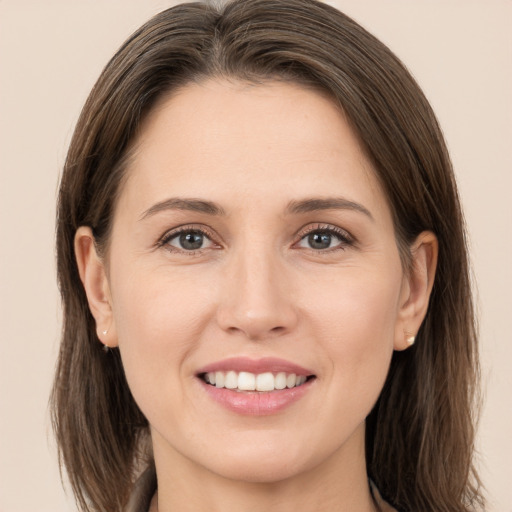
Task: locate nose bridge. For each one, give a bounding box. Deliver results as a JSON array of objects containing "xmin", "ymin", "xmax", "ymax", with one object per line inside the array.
[{"xmin": 217, "ymin": 236, "xmax": 297, "ymax": 339}]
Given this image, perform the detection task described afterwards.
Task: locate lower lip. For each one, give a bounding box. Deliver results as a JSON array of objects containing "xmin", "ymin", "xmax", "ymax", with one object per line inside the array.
[{"xmin": 199, "ymin": 379, "xmax": 314, "ymax": 416}]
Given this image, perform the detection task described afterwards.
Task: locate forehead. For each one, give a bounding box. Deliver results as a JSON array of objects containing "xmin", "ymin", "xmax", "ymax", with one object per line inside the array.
[{"xmin": 118, "ymin": 79, "xmax": 388, "ymax": 218}]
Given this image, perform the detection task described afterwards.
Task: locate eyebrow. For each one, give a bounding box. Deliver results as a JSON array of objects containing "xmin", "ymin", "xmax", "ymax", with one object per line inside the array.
[
  {"xmin": 139, "ymin": 197, "xmax": 226, "ymax": 220},
  {"xmin": 285, "ymin": 197, "xmax": 374, "ymax": 221},
  {"xmin": 139, "ymin": 196, "xmax": 373, "ymax": 221}
]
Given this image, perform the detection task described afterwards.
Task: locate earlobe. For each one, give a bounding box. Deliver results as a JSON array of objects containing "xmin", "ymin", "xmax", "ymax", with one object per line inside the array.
[
  {"xmin": 394, "ymin": 231, "xmax": 438, "ymax": 351},
  {"xmin": 74, "ymin": 227, "xmax": 118, "ymax": 348}
]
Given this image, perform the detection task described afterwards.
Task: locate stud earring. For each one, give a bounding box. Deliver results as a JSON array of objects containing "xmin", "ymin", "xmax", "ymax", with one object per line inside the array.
[
  {"xmin": 406, "ymin": 334, "xmax": 416, "ymax": 346},
  {"xmin": 102, "ymin": 329, "xmax": 108, "ymax": 336}
]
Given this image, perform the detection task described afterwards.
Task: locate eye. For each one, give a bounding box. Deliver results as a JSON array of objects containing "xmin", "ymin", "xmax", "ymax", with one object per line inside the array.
[
  {"xmin": 161, "ymin": 228, "xmax": 215, "ymax": 252},
  {"xmin": 296, "ymin": 225, "xmax": 352, "ymax": 251},
  {"xmin": 302, "ymin": 232, "xmax": 338, "ymax": 250}
]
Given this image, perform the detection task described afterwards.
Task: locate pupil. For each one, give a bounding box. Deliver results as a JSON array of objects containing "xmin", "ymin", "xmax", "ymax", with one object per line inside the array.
[
  {"xmin": 308, "ymin": 232, "xmax": 331, "ymax": 249},
  {"xmin": 180, "ymin": 232, "xmax": 203, "ymax": 250}
]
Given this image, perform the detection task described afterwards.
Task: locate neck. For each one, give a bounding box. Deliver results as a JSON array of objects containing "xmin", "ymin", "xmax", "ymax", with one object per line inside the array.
[{"xmin": 151, "ymin": 424, "xmax": 378, "ymax": 512}]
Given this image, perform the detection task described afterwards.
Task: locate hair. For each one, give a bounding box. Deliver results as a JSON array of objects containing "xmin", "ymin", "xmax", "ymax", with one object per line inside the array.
[{"xmin": 51, "ymin": 1, "xmax": 484, "ymax": 511}]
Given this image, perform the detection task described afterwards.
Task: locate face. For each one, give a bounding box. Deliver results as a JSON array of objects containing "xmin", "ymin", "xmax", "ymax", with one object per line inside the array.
[{"xmin": 101, "ymin": 80, "xmax": 414, "ymax": 482}]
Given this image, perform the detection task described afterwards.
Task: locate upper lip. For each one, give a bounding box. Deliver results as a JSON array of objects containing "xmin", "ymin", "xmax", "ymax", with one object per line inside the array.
[{"xmin": 196, "ymin": 357, "xmax": 315, "ymax": 377}]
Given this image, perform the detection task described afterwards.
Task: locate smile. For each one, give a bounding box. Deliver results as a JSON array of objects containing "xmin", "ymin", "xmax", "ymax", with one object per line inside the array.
[
  {"xmin": 196, "ymin": 357, "xmax": 316, "ymax": 415},
  {"xmin": 201, "ymin": 371, "xmax": 310, "ymax": 392}
]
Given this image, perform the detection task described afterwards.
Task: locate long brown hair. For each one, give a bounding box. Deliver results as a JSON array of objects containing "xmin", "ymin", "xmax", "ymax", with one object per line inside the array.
[{"xmin": 51, "ymin": 1, "xmax": 484, "ymax": 511}]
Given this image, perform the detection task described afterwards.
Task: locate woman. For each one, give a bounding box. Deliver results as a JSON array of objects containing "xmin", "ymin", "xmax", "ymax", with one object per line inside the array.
[{"xmin": 51, "ymin": 0, "xmax": 484, "ymax": 511}]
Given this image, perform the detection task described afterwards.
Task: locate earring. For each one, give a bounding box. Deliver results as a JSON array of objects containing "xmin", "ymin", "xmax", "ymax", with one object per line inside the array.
[
  {"xmin": 406, "ymin": 334, "xmax": 416, "ymax": 346},
  {"xmin": 101, "ymin": 328, "xmax": 110, "ymax": 352}
]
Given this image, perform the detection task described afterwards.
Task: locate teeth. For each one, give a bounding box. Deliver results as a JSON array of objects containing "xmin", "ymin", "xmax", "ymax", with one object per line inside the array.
[
  {"xmin": 238, "ymin": 371, "xmax": 256, "ymax": 391},
  {"xmin": 297, "ymin": 375, "xmax": 307, "ymax": 386},
  {"xmin": 256, "ymin": 372, "xmax": 274, "ymax": 392},
  {"xmin": 215, "ymin": 371, "xmax": 225, "ymax": 388},
  {"xmin": 224, "ymin": 370, "xmax": 238, "ymax": 389},
  {"xmin": 286, "ymin": 373, "xmax": 297, "ymax": 388},
  {"xmin": 275, "ymin": 372, "xmax": 287, "ymax": 390},
  {"xmin": 202, "ymin": 370, "xmax": 310, "ymax": 391}
]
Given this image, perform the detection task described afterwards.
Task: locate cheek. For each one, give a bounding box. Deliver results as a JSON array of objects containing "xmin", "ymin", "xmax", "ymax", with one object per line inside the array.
[
  {"xmin": 305, "ymin": 265, "xmax": 401, "ymax": 339},
  {"xmin": 302, "ymin": 266, "xmax": 401, "ymax": 402},
  {"xmin": 113, "ymin": 262, "xmax": 214, "ymax": 341},
  {"xmin": 110, "ymin": 265, "xmax": 217, "ymax": 409}
]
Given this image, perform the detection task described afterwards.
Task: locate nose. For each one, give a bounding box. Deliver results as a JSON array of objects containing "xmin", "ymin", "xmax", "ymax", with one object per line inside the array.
[{"xmin": 216, "ymin": 246, "xmax": 298, "ymax": 341}]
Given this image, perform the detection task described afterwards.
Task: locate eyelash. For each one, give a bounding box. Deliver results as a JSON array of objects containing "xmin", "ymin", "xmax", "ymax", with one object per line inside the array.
[
  {"xmin": 157, "ymin": 223, "xmax": 354, "ymax": 255},
  {"xmin": 295, "ymin": 223, "xmax": 354, "ymax": 253},
  {"xmin": 157, "ymin": 224, "xmax": 219, "ymax": 255}
]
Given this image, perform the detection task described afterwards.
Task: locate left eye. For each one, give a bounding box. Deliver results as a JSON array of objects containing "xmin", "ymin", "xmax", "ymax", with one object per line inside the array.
[
  {"xmin": 165, "ymin": 230, "xmax": 214, "ymax": 251},
  {"xmin": 297, "ymin": 230, "xmax": 346, "ymax": 250}
]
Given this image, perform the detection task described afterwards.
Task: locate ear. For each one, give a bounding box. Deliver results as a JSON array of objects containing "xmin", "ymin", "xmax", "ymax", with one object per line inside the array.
[
  {"xmin": 74, "ymin": 226, "xmax": 118, "ymax": 348},
  {"xmin": 394, "ymin": 231, "xmax": 438, "ymax": 351}
]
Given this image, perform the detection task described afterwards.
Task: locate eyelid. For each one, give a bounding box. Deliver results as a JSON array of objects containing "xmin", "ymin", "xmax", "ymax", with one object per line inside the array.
[
  {"xmin": 155, "ymin": 222, "xmax": 354, "ymax": 254},
  {"xmin": 294, "ymin": 223, "xmax": 355, "ymax": 249},
  {"xmin": 157, "ymin": 224, "xmax": 221, "ymax": 252}
]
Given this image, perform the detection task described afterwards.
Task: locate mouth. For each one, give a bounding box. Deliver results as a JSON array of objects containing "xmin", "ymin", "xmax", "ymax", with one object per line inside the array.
[
  {"xmin": 195, "ymin": 357, "xmax": 316, "ymax": 415},
  {"xmin": 199, "ymin": 371, "xmax": 315, "ymax": 392}
]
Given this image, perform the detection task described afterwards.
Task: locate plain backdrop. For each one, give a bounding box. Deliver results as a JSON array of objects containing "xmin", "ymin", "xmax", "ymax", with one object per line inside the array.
[{"xmin": 0, "ymin": 1, "xmax": 511, "ymax": 511}]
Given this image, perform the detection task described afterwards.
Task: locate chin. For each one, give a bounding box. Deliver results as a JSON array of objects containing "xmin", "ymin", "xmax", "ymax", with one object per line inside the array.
[
  {"xmin": 207, "ymin": 457, "xmax": 307, "ymax": 484},
  {"xmin": 195, "ymin": 436, "xmax": 326, "ymax": 484}
]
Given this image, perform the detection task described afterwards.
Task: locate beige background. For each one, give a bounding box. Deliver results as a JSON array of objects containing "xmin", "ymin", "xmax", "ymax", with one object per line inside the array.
[{"xmin": 0, "ymin": 1, "xmax": 510, "ymax": 511}]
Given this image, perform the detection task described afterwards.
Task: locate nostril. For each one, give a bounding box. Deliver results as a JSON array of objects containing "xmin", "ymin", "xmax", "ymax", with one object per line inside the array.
[{"xmin": 223, "ymin": 324, "xmax": 289, "ymax": 341}]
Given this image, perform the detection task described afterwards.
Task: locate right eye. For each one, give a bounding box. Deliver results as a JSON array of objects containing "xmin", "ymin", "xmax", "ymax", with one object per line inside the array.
[{"xmin": 160, "ymin": 227, "xmax": 216, "ymax": 253}]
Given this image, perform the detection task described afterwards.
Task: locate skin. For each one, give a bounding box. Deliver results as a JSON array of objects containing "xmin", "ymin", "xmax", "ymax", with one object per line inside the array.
[{"xmin": 76, "ymin": 80, "xmax": 437, "ymax": 512}]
